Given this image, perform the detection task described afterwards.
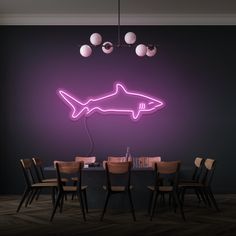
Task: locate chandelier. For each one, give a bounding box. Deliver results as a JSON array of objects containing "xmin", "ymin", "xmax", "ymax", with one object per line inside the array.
[{"xmin": 79, "ymin": 0, "xmax": 158, "ymax": 58}]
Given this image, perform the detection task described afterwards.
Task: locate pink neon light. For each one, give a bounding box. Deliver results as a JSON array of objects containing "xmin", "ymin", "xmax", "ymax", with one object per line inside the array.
[{"xmin": 58, "ymin": 82, "xmax": 165, "ymax": 121}]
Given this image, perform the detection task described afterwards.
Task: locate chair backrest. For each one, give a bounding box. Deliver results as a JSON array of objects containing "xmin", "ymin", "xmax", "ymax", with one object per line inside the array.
[
  {"xmin": 139, "ymin": 156, "xmax": 161, "ymax": 168},
  {"xmin": 104, "ymin": 161, "xmax": 132, "ymax": 190},
  {"xmin": 32, "ymin": 157, "xmax": 45, "ymax": 182},
  {"xmin": 75, "ymin": 156, "xmax": 96, "ymax": 164},
  {"xmin": 107, "ymin": 156, "xmax": 127, "ymax": 162},
  {"xmin": 200, "ymin": 158, "xmax": 216, "ymax": 186},
  {"xmin": 154, "ymin": 161, "xmax": 181, "ymax": 187},
  {"xmin": 192, "ymin": 157, "xmax": 205, "ymax": 181},
  {"xmin": 20, "ymin": 159, "xmax": 36, "ymax": 186},
  {"xmin": 55, "ymin": 161, "xmax": 84, "ymax": 188}
]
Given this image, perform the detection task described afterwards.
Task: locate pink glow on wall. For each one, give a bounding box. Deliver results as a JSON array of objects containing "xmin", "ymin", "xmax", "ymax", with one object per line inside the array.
[{"xmin": 58, "ymin": 82, "xmax": 165, "ymax": 121}]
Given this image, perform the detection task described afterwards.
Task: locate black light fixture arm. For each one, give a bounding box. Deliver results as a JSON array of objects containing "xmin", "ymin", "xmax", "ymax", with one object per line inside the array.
[{"xmin": 117, "ymin": 0, "xmax": 121, "ymax": 47}]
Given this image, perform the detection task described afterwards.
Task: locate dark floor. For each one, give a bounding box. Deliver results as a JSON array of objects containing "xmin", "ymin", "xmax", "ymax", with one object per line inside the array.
[{"xmin": 0, "ymin": 194, "xmax": 236, "ymax": 236}]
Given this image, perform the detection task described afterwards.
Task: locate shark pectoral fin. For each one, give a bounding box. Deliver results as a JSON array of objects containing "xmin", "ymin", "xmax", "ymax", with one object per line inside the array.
[{"xmin": 131, "ymin": 110, "xmax": 141, "ymax": 120}]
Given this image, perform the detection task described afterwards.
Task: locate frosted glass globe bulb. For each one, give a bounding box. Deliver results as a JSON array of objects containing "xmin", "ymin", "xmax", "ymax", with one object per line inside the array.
[
  {"xmin": 135, "ymin": 44, "xmax": 147, "ymax": 57},
  {"xmin": 90, "ymin": 33, "xmax": 102, "ymax": 46},
  {"xmin": 124, "ymin": 32, "xmax": 137, "ymax": 44},
  {"xmin": 80, "ymin": 45, "xmax": 92, "ymax": 57}
]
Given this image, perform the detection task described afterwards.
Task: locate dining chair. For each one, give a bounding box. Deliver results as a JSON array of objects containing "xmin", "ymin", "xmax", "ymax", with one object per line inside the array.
[
  {"xmin": 178, "ymin": 157, "xmax": 205, "ymax": 203},
  {"xmin": 50, "ymin": 161, "xmax": 88, "ymax": 222},
  {"xmin": 32, "ymin": 157, "xmax": 68, "ymax": 201},
  {"xmin": 101, "ymin": 161, "xmax": 136, "ymax": 221},
  {"xmin": 147, "ymin": 161, "xmax": 185, "ymax": 221},
  {"xmin": 32, "ymin": 157, "xmax": 68, "ymax": 183},
  {"xmin": 178, "ymin": 158, "xmax": 219, "ymax": 211},
  {"xmin": 17, "ymin": 159, "xmax": 57, "ymax": 213},
  {"xmin": 71, "ymin": 156, "xmax": 96, "ymax": 202}
]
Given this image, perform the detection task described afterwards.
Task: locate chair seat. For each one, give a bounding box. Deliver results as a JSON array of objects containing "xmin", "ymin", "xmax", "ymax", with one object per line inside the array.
[
  {"xmin": 42, "ymin": 178, "xmax": 68, "ymax": 183},
  {"xmin": 147, "ymin": 186, "xmax": 173, "ymax": 192},
  {"xmin": 159, "ymin": 186, "xmax": 173, "ymax": 192},
  {"xmin": 147, "ymin": 185, "xmax": 173, "ymax": 192},
  {"xmin": 178, "ymin": 182, "xmax": 204, "ymax": 188},
  {"xmin": 147, "ymin": 186, "xmax": 155, "ymax": 191},
  {"xmin": 179, "ymin": 179, "xmax": 199, "ymax": 184},
  {"xmin": 32, "ymin": 182, "xmax": 57, "ymax": 187},
  {"xmin": 71, "ymin": 177, "xmax": 79, "ymax": 182},
  {"xmin": 62, "ymin": 185, "xmax": 87, "ymax": 192},
  {"xmin": 103, "ymin": 185, "xmax": 133, "ymax": 192}
]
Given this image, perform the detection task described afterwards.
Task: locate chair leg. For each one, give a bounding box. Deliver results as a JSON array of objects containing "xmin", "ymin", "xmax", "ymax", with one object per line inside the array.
[
  {"xmin": 150, "ymin": 191, "xmax": 159, "ymax": 221},
  {"xmin": 71, "ymin": 180, "xmax": 77, "ymax": 200},
  {"xmin": 35, "ymin": 189, "xmax": 41, "ymax": 201},
  {"xmin": 181, "ymin": 188, "xmax": 186, "ymax": 203},
  {"xmin": 203, "ymin": 188, "xmax": 212, "ymax": 207},
  {"xmin": 148, "ymin": 191, "xmax": 154, "ymax": 215},
  {"xmin": 100, "ymin": 192, "xmax": 110, "ymax": 221},
  {"xmin": 128, "ymin": 190, "xmax": 136, "ymax": 221},
  {"xmin": 25, "ymin": 190, "xmax": 34, "ymax": 207},
  {"xmin": 198, "ymin": 188, "xmax": 208, "ymax": 206},
  {"xmin": 17, "ymin": 188, "xmax": 30, "ymax": 212},
  {"xmin": 59, "ymin": 193, "xmax": 64, "ymax": 213},
  {"xmin": 83, "ymin": 190, "xmax": 88, "ymax": 213},
  {"xmin": 206, "ymin": 188, "xmax": 220, "ymax": 211},
  {"xmin": 29, "ymin": 189, "xmax": 38, "ymax": 205},
  {"xmin": 50, "ymin": 191, "xmax": 62, "ymax": 222},
  {"xmin": 194, "ymin": 189, "xmax": 201, "ymax": 203},
  {"xmin": 51, "ymin": 187, "xmax": 56, "ymax": 206},
  {"xmin": 78, "ymin": 192, "xmax": 86, "ymax": 221},
  {"xmin": 173, "ymin": 191, "xmax": 185, "ymax": 221}
]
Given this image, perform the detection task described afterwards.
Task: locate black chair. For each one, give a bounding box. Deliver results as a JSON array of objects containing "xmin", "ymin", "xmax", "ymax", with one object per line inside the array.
[
  {"xmin": 101, "ymin": 161, "xmax": 136, "ymax": 221},
  {"xmin": 32, "ymin": 157, "xmax": 58, "ymax": 183},
  {"xmin": 147, "ymin": 161, "xmax": 185, "ymax": 221},
  {"xmin": 179, "ymin": 157, "xmax": 205, "ymax": 202},
  {"xmin": 178, "ymin": 158, "xmax": 219, "ymax": 211},
  {"xmin": 50, "ymin": 161, "xmax": 88, "ymax": 222},
  {"xmin": 17, "ymin": 159, "xmax": 57, "ymax": 213}
]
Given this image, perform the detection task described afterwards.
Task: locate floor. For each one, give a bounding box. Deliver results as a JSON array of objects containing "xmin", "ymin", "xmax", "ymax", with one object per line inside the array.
[{"xmin": 0, "ymin": 194, "xmax": 236, "ymax": 236}]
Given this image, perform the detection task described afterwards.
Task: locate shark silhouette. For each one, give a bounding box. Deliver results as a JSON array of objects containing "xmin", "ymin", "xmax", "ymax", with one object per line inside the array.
[{"xmin": 58, "ymin": 82, "xmax": 165, "ymax": 121}]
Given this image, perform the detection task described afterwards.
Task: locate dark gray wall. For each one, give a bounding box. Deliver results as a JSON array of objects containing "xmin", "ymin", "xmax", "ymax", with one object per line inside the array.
[{"xmin": 0, "ymin": 26, "xmax": 236, "ymax": 194}]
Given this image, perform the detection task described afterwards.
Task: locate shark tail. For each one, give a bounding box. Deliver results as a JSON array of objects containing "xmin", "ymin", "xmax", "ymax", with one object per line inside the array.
[{"xmin": 58, "ymin": 90, "xmax": 87, "ymax": 119}]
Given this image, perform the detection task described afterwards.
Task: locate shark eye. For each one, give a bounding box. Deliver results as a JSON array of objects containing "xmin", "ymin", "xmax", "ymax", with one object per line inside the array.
[{"xmin": 148, "ymin": 102, "xmax": 154, "ymax": 105}]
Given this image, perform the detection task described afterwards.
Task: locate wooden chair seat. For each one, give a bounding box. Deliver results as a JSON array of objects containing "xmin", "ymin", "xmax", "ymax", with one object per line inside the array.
[
  {"xmin": 178, "ymin": 182, "xmax": 204, "ymax": 188},
  {"xmin": 147, "ymin": 185, "xmax": 174, "ymax": 192},
  {"xmin": 31, "ymin": 182, "xmax": 57, "ymax": 188},
  {"xmin": 63, "ymin": 185, "xmax": 87, "ymax": 192},
  {"xmin": 42, "ymin": 178, "xmax": 68, "ymax": 183},
  {"xmin": 71, "ymin": 177, "xmax": 79, "ymax": 182},
  {"xmin": 103, "ymin": 185, "xmax": 133, "ymax": 192}
]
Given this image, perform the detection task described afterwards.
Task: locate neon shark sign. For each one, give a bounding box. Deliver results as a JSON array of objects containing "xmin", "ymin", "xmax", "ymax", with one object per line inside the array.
[{"xmin": 58, "ymin": 82, "xmax": 165, "ymax": 121}]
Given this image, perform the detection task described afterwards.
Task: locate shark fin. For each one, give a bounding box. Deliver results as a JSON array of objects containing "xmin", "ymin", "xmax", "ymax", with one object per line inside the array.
[
  {"xmin": 115, "ymin": 83, "xmax": 127, "ymax": 95},
  {"xmin": 131, "ymin": 109, "xmax": 141, "ymax": 120}
]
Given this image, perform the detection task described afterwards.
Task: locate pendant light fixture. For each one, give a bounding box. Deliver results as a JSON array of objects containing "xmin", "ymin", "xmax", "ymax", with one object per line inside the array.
[{"xmin": 79, "ymin": 0, "xmax": 158, "ymax": 58}]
